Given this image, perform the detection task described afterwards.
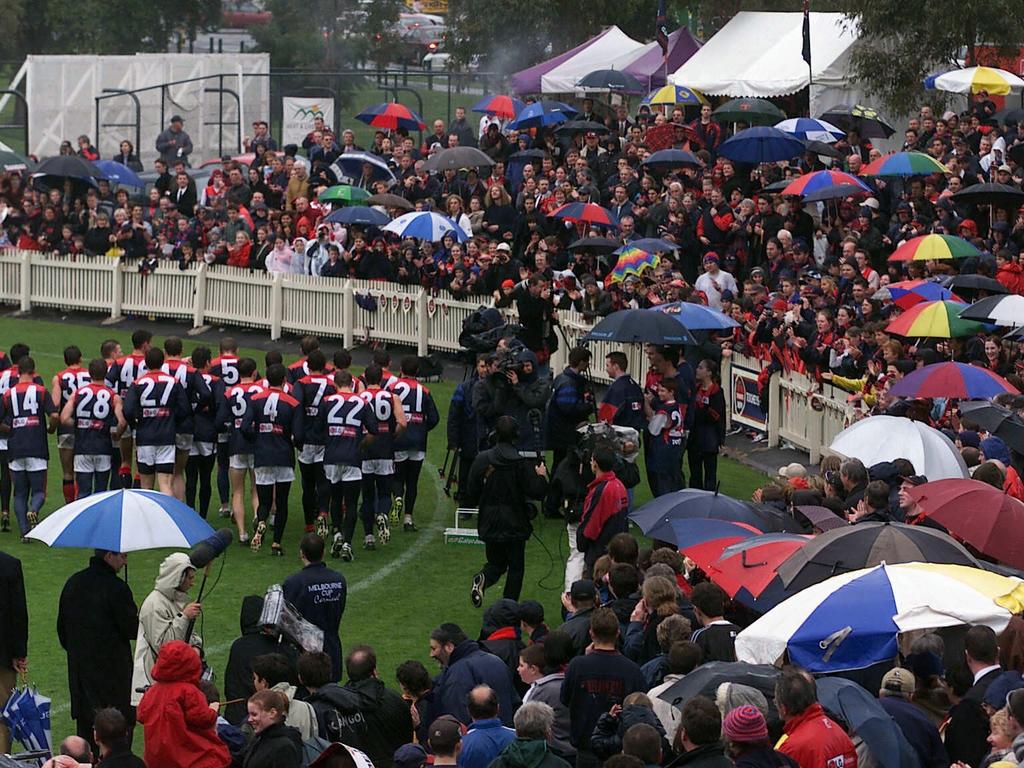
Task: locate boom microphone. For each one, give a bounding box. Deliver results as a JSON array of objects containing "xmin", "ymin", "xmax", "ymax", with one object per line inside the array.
[{"xmin": 189, "ymin": 528, "xmax": 234, "ymax": 568}]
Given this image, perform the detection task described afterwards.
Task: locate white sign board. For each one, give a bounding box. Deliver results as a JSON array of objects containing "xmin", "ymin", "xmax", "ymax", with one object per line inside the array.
[{"xmin": 281, "ymin": 97, "xmax": 335, "ymax": 148}]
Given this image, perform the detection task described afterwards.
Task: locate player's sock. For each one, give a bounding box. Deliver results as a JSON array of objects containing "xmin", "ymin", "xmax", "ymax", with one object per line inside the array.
[
  {"xmin": 62, "ymin": 480, "xmax": 76, "ymax": 504},
  {"xmin": 304, "ymin": 523, "xmax": 315, "ymax": 533},
  {"xmin": 119, "ymin": 466, "xmax": 132, "ymax": 487}
]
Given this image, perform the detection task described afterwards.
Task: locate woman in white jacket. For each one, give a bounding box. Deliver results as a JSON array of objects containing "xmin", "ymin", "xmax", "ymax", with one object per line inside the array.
[{"xmin": 130, "ymin": 553, "xmax": 200, "ymax": 705}]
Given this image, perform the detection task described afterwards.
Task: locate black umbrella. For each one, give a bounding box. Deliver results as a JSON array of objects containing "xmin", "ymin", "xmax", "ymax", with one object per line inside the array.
[
  {"xmin": 712, "ymin": 98, "xmax": 786, "ymax": 126},
  {"xmin": 657, "ymin": 661, "xmax": 780, "ymax": 709},
  {"xmin": 816, "ymin": 677, "xmax": 919, "ymax": 768},
  {"xmin": 775, "ymin": 521, "xmax": 980, "ymax": 592},
  {"xmin": 958, "ymin": 401, "xmax": 1024, "ymax": 452},
  {"xmin": 802, "ymin": 183, "xmax": 873, "ymax": 203},
  {"xmin": 582, "ymin": 309, "xmax": 695, "ymax": 345},
  {"xmin": 422, "ymin": 146, "xmax": 494, "ymax": 172},
  {"xmin": 1009, "ymin": 143, "xmax": 1024, "ymax": 168},
  {"xmin": 818, "ymin": 104, "xmax": 896, "ymax": 139},
  {"xmin": 642, "ymin": 149, "xmax": 703, "ymax": 171},
  {"xmin": 993, "ymin": 107, "xmax": 1024, "ymax": 126},
  {"xmin": 952, "ymin": 182, "xmax": 1024, "ymax": 209},
  {"xmin": 577, "ymin": 69, "xmax": 646, "ymax": 93},
  {"xmin": 761, "ymin": 178, "xmax": 796, "ymax": 192},
  {"xmin": 366, "ymin": 193, "xmax": 414, "ymax": 211},
  {"xmin": 802, "ymin": 139, "xmax": 845, "ymax": 159},
  {"xmin": 943, "ymin": 274, "xmax": 1008, "ymax": 295},
  {"xmin": 509, "ymin": 149, "xmax": 548, "ymax": 161},
  {"xmin": 33, "ymin": 155, "xmax": 105, "ymax": 181},
  {"xmin": 568, "ymin": 236, "xmax": 618, "ymax": 252},
  {"xmin": 555, "ymin": 120, "xmax": 610, "ymax": 135}
]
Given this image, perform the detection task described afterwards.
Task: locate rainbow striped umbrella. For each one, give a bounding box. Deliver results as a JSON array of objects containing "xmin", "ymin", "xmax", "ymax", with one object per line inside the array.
[
  {"xmin": 888, "ymin": 362, "xmax": 1019, "ymax": 400},
  {"xmin": 782, "ymin": 170, "xmax": 870, "ymax": 198},
  {"xmin": 471, "ymin": 94, "xmax": 525, "ymax": 119},
  {"xmin": 928, "ymin": 66, "xmax": 1024, "ymax": 96},
  {"xmin": 355, "ymin": 102, "xmax": 426, "ymax": 131},
  {"xmin": 886, "ymin": 300, "xmax": 988, "ymax": 338},
  {"xmin": 642, "ymin": 85, "xmax": 707, "ymax": 107},
  {"xmin": 863, "ymin": 152, "xmax": 947, "ymax": 177},
  {"xmin": 874, "ymin": 279, "xmax": 961, "ymax": 309},
  {"xmin": 610, "ymin": 246, "xmax": 659, "ymax": 283},
  {"xmin": 888, "ymin": 234, "xmax": 981, "ymax": 262}
]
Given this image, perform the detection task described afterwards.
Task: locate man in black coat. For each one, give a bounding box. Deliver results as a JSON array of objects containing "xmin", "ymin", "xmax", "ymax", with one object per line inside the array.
[
  {"xmin": 282, "ymin": 533, "xmax": 347, "ymax": 682},
  {"xmin": 57, "ymin": 550, "xmax": 138, "ymax": 747},
  {"xmin": 945, "ymin": 625, "xmax": 1003, "ymax": 768},
  {"xmin": 0, "ymin": 550, "xmax": 27, "ymax": 755},
  {"xmin": 223, "ymin": 595, "xmax": 298, "ymax": 725}
]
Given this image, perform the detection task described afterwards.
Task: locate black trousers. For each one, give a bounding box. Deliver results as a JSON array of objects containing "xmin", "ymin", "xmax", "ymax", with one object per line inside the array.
[
  {"xmin": 481, "ymin": 539, "xmax": 526, "ymax": 601},
  {"xmin": 688, "ymin": 450, "xmax": 719, "ymax": 491}
]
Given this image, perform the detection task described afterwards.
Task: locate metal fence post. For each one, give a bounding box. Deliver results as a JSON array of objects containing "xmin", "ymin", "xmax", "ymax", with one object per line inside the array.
[
  {"xmin": 18, "ymin": 251, "xmax": 30, "ymax": 313},
  {"xmin": 766, "ymin": 372, "xmax": 780, "ymax": 449},
  {"xmin": 192, "ymin": 263, "xmax": 207, "ymax": 328},
  {"xmin": 721, "ymin": 356, "xmax": 733, "ymax": 430},
  {"xmin": 110, "ymin": 259, "xmax": 123, "ymax": 320},
  {"xmin": 270, "ymin": 272, "xmax": 283, "ymax": 340},
  {"xmin": 342, "ymin": 280, "xmax": 354, "ymax": 350},
  {"xmin": 417, "ymin": 288, "xmax": 428, "ymax": 357}
]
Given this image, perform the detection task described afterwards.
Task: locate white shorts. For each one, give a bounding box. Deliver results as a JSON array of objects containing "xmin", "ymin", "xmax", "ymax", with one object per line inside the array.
[
  {"xmin": 325, "ymin": 464, "xmax": 362, "ymax": 483},
  {"xmin": 0, "ymin": 438, "xmax": 7, "ymax": 451},
  {"xmin": 361, "ymin": 459, "xmax": 394, "ymax": 475},
  {"xmin": 255, "ymin": 466, "xmax": 295, "ymax": 485},
  {"xmin": 137, "ymin": 444, "xmax": 176, "ymax": 470},
  {"xmin": 190, "ymin": 441, "xmax": 215, "ymax": 457},
  {"xmin": 9, "ymin": 457, "xmax": 47, "ymax": 472},
  {"xmin": 175, "ymin": 434, "xmax": 194, "ymax": 452},
  {"xmin": 395, "ymin": 450, "xmax": 425, "ymax": 462},
  {"xmin": 298, "ymin": 444, "xmax": 325, "ymax": 465},
  {"xmin": 229, "ymin": 454, "xmax": 254, "ymax": 471},
  {"xmin": 74, "ymin": 454, "xmax": 112, "ymax": 473},
  {"xmin": 57, "ymin": 433, "xmax": 75, "ymax": 450}
]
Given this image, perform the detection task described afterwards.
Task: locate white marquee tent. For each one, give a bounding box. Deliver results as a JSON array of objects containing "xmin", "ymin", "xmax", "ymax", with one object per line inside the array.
[
  {"xmin": 668, "ymin": 12, "xmax": 865, "ymax": 118},
  {"xmin": 540, "ymin": 26, "xmax": 645, "ymax": 94}
]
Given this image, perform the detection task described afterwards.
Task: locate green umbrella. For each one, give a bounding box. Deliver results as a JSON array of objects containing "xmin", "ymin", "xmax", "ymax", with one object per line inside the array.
[
  {"xmin": 0, "ymin": 149, "xmax": 29, "ymax": 172},
  {"xmin": 712, "ymin": 98, "xmax": 786, "ymax": 126},
  {"xmin": 318, "ymin": 185, "xmax": 370, "ymax": 204}
]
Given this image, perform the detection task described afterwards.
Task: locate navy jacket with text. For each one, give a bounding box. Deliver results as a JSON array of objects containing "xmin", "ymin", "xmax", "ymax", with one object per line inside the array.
[
  {"xmin": 319, "ymin": 392, "xmax": 376, "ymax": 467},
  {"xmin": 217, "ymin": 382, "xmax": 266, "ymax": 456},
  {"xmin": 293, "ymin": 373, "xmax": 338, "ymax": 447},
  {"xmin": 241, "ymin": 387, "xmax": 304, "ymax": 468},
  {"xmin": 282, "ymin": 561, "xmax": 347, "ymax": 681},
  {"xmin": 122, "ymin": 371, "xmax": 190, "ymax": 447},
  {"xmin": 390, "ymin": 378, "xmax": 439, "ymax": 453}
]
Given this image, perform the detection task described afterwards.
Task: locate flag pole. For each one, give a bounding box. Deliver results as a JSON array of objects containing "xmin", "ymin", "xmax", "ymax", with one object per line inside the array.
[{"xmin": 802, "ymin": 0, "xmax": 813, "ymax": 116}]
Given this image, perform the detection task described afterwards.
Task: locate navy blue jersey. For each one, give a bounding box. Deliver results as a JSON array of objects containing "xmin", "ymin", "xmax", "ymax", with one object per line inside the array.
[
  {"xmin": 293, "ymin": 373, "xmax": 337, "ymax": 446},
  {"xmin": 390, "ymin": 377, "xmax": 439, "ymax": 453},
  {"xmin": 599, "ymin": 375, "xmax": 645, "ymax": 432},
  {"xmin": 287, "ymin": 358, "xmax": 334, "ymax": 385},
  {"xmin": 192, "ymin": 373, "xmax": 225, "ymax": 444},
  {"xmin": 55, "ymin": 366, "xmax": 92, "ymax": 411},
  {"xmin": 2, "ymin": 382, "xmax": 57, "ymax": 460},
  {"xmin": 210, "ymin": 355, "xmax": 240, "ymax": 387},
  {"xmin": 320, "ymin": 392, "xmax": 376, "ymax": 467},
  {"xmin": 71, "ymin": 383, "xmax": 118, "ymax": 456},
  {"xmin": 105, "ymin": 353, "xmax": 148, "ymax": 397},
  {"xmin": 646, "ymin": 401, "xmax": 686, "ymax": 473},
  {"xmin": 358, "ymin": 387, "xmax": 399, "ymax": 461},
  {"xmin": 162, "ymin": 360, "xmax": 212, "ymax": 434},
  {"xmin": 242, "ymin": 388, "xmax": 303, "ymax": 468},
  {"xmin": 217, "ymin": 382, "xmax": 266, "ymax": 456},
  {"xmin": 122, "ymin": 371, "xmax": 191, "ymax": 446}
]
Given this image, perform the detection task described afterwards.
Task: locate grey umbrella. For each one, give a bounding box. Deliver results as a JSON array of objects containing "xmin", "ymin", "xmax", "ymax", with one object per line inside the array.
[{"xmin": 422, "ymin": 146, "xmax": 494, "ymax": 172}]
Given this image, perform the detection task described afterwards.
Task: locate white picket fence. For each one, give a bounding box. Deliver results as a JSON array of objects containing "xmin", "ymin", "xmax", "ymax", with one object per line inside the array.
[{"xmin": 0, "ymin": 249, "xmax": 853, "ymax": 459}]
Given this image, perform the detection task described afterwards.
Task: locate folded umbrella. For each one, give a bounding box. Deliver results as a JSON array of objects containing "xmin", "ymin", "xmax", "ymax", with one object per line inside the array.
[
  {"xmin": 423, "ymin": 146, "xmax": 495, "ymax": 172},
  {"xmin": 736, "ymin": 562, "xmax": 1024, "ymax": 672},
  {"xmin": 829, "ymin": 415, "xmax": 969, "ymax": 480},
  {"xmin": 959, "ymin": 293, "xmax": 1024, "ymax": 326},
  {"xmin": 887, "ymin": 361, "xmax": 1018, "ymax": 400},
  {"xmin": 908, "ymin": 478, "xmax": 1024, "ymax": 568},
  {"xmin": 775, "ymin": 521, "xmax": 981, "ymax": 593},
  {"xmin": 27, "ymin": 489, "xmax": 215, "ymax": 551},
  {"xmin": 582, "ymin": 309, "xmax": 694, "ymax": 346}
]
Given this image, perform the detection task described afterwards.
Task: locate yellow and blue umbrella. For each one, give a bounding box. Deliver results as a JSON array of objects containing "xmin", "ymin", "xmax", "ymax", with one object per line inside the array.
[
  {"xmin": 641, "ymin": 84, "xmax": 707, "ymax": 107},
  {"xmin": 927, "ymin": 66, "xmax": 1024, "ymax": 96}
]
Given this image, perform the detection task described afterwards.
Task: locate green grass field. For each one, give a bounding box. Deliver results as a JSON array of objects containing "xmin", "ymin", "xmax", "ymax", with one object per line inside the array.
[{"xmin": 0, "ymin": 314, "xmax": 766, "ymax": 745}]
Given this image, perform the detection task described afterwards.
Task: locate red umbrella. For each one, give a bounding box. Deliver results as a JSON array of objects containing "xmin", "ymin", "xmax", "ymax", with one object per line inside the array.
[
  {"xmin": 908, "ymin": 478, "xmax": 1024, "ymax": 568},
  {"xmin": 706, "ymin": 534, "xmax": 811, "ymax": 597}
]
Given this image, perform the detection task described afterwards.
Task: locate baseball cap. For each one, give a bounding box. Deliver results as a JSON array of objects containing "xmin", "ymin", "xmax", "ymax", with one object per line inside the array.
[
  {"xmin": 170, "ymin": 114, "xmax": 184, "ymax": 123},
  {"xmin": 998, "ymin": 164, "xmax": 1013, "ymax": 173},
  {"xmin": 570, "ymin": 579, "xmax": 597, "ymax": 602},
  {"xmin": 393, "ymin": 744, "xmax": 427, "ymax": 768},
  {"xmin": 771, "ymin": 299, "xmax": 788, "ymax": 312},
  {"xmin": 778, "ymin": 462, "xmax": 807, "ymax": 480},
  {"xmin": 428, "ymin": 716, "xmax": 463, "ymax": 750},
  {"xmin": 518, "ymin": 599, "xmax": 545, "ymax": 627},
  {"xmin": 496, "ymin": 242, "xmax": 511, "ymax": 252},
  {"xmin": 880, "ymin": 667, "xmax": 915, "ymax": 697},
  {"xmin": 863, "ymin": 197, "xmax": 880, "ymax": 210},
  {"xmin": 501, "ymin": 279, "xmax": 515, "ymax": 289}
]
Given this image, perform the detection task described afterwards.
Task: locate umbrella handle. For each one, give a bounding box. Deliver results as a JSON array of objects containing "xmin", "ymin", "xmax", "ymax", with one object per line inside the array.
[{"xmin": 740, "ymin": 550, "xmax": 768, "ymax": 569}]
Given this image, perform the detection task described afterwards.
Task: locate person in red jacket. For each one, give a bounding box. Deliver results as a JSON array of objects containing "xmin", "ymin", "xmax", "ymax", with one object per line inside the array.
[
  {"xmin": 137, "ymin": 640, "xmax": 230, "ymax": 768},
  {"xmin": 227, "ymin": 231, "xmax": 252, "ymax": 268},
  {"xmin": 576, "ymin": 445, "xmax": 629, "ymax": 577},
  {"xmin": 775, "ymin": 669, "xmax": 858, "ymax": 768},
  {"xmin": 995, "ymin": 251, "xmax": 1024, "ymax": 296}
]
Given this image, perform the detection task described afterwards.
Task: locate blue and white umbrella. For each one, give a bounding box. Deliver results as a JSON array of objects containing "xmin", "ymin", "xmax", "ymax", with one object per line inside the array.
[
  {"xmin": 27, "ymin": 489, "xmax": 215, "ymax": 552},
  {"xmin": 736, "ymin": 562, "xmax": 1023, "ymax": 673},
  {"xmin": 93, "ymin": 159, "xmax": 145, "ymax": 188},
  {"xmin": 329, "ymin": 152, "xmax": 396, "ymax": 187},
  {"xmin": 651, "ymin": 301, "xmax": 740, "ymax": 331},
  {"xmin": 775, "ymin": 118, "xmax": 846, "ymax": 143},
  {"xmin": 2, "ymin": 684, "xmax": 51, "ymax": 754},
  {"xmin": 383, "ymin": 211, "xmax": 468, "ymax": 243}
]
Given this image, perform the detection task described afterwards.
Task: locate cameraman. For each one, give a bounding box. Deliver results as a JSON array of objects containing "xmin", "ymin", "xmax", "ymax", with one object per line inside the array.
[
  {"xmin": 494, "ymin": 273, "xmax": 559, "ymax": 378},
  {"xmin": 545, "ymin": 348, "xmax": 595, "ymax": 473},
  {"xmin": 466, "ymin": 416, "xmax": 549, "ymax": 606},
  {"xmin": 472, "ymin": 345, "xmax": 552, "ymax": 457}
]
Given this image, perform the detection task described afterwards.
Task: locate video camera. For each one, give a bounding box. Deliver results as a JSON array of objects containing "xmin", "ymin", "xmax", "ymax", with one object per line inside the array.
[
  {"xmin": 494, "ymin": 341, "xmax": 527, "ymax": 375},
  {"xmin": 459, "ymin": 306, "xmax": 522, "ymax": 354}
]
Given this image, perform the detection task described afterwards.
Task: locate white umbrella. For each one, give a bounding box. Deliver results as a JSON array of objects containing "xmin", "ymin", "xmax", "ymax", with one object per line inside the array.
[
  {"xmin": 959, "ymin": 294, "xmax": 1024, "ymax": 327},
  {"xmin": 828, "ymin": 415, "xmax": 969, "ymax": 479},
  {"xmin": 929, "ymin": 66, "xmax": 1024, "ymax": 96},
  {"xmin": 775, "ymin": 118, "xmax": 846, "ymax": 143}
]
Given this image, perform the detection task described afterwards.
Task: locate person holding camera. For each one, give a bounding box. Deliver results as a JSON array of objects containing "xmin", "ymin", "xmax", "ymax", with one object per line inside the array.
[
  {"xmin": 466, "ymin": 416, "xmax": 549, "ymax": 607},
  {"xmin": 545, "ymin": 348, "xmax": 595, "ymax": 473},
  {"xmin": 473, "ymin": 345, "xmax": 551, "ymax": 457}
]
